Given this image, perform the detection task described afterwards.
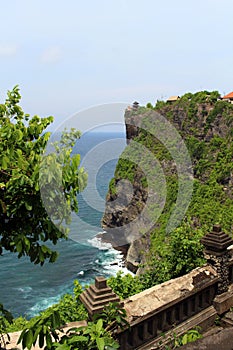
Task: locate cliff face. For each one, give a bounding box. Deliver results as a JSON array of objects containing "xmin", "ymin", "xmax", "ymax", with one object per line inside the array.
[{"xmin": 101, "ymin": 91, "xmax": 233, "ymax": 273}]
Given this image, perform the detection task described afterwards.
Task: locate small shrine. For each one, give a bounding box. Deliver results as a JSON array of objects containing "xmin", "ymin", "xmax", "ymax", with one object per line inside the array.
[
  {"xmin": 201, "ymin": 224, "xmax": 233, "ymax": 294},
  {"xmin": 132, "ymin": 101, "xmax": 139, "ymax": 110},
  {"xmin": 79, "ymin": 276, "xmax": 121, "ymax": 319},
  {"xmin": 201, "ymin": 224, "xmax": 233, "ymax": 256}
]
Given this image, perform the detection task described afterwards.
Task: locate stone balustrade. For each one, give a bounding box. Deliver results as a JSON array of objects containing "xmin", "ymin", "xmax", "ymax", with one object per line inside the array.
[
  {"xmin": 79, "ymin": 225, "xmax": 233, "ymax": 349},
  {"xmin": 117, "ymin": 266, "xmax": 218, "ymax": 349}
]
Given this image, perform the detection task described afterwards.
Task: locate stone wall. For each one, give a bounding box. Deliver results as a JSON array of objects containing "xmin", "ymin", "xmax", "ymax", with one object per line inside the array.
[{"xmin": 117, "ymin": 266, "xmax": 219, "ymax": 349}]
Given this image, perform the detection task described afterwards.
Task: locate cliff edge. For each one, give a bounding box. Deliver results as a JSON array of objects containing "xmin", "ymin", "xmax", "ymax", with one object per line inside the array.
[{"xmin": 101, "ymin": 91, "xmax": 233, "ymax": 273}]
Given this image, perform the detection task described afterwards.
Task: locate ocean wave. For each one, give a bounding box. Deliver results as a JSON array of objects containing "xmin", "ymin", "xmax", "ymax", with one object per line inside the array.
[
  {"xmin": 15, "ymin": 286, "xmax": 33, "ymax": 293},
  {"xmin": 102, "ymin": 259, "xmax": 134, "ymax": 276},
  {"xmin": 77, "ymin": 270, "xmax": 85, "ymax": 276},
  {"xmin": 87, "ymin": 235, "xmax": 113, "ymax": 250},
  {"xmin": 88, "ymin": 234, "xmax": 134, "ymax": 277},
  {"xmin": 27, "ymin": 294, "xmax": 63, "ymax": 318}
]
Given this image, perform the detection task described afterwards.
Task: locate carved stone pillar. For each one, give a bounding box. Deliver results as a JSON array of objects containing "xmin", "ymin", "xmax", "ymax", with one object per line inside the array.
[
  {"xmin": 201, "ymin": 224, "xmax": 233, "ymax": 294},
  {"xmin": 79, "ymin": 276, "xmax": 121, "ymax": 319}
]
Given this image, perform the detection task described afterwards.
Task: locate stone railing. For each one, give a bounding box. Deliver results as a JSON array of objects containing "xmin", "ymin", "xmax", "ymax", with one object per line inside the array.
[
  {"xmin": 79, "ymin": 225, "xmax": 233, "ymax": 350},
  {"xmin": 117, "ymin": 266, "xmax": 218, "ymax": 349}
]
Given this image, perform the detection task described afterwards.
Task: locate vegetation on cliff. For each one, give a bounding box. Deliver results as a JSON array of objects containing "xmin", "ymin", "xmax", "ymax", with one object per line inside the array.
[{"xmin": 102, "ymin": 90, "xmax": 233, "ymax": 289}]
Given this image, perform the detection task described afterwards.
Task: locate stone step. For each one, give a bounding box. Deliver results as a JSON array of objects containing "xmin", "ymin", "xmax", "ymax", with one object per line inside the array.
[{"xmin": 221, "ymin": 311, "xmax": 233, "ymax": 327}]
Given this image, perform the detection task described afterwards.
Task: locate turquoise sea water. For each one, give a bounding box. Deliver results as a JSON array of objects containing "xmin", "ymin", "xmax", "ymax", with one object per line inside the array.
[{"xmin": 1, "ymin": 131, "xmax": 127, "ymax": 318}]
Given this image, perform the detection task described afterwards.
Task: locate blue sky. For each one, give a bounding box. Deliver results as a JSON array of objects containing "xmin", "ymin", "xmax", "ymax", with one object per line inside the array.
[{"xmin": 1, "ymin": 0, "xmax": 233, "ymax": 129}]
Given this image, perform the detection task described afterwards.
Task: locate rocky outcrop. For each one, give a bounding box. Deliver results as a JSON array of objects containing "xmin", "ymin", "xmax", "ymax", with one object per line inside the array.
[
  {"xmin": 101, "ymin": 94, "xmax": 233, "ymax": 273},
  {"xmin": 101, "ymin": 158, "xmax": 151, "ymax": 272},
  {"xmin": 125, "ymin": 232, "xmax": 151, "ymax": 274}
]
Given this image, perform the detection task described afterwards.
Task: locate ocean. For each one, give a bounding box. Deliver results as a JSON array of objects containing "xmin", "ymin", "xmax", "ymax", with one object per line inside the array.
[{"xmin": 0, "ymin": 131, "xmax": 128, "ymax": 318}]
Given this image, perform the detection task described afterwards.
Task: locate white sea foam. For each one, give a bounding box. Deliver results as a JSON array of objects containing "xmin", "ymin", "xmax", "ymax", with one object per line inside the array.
[
  {"xmin": 26, "ymin": 236, "xmax": 132, "ymax": 317},
  {"xmin": 88, "ymin": 234, "xmax": 134, "ymax": 276},
  {"xmin": 27, "ymin": 294, "xmax": 63, "ymax": 317},
  {"xmin": 88, "ymin": 235, "xmax": 113, "ymax": 250}
]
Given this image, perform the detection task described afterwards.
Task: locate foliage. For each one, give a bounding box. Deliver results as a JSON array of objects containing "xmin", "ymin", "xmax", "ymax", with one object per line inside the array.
[
  {"xmin": 139, "ymin": 257, "xmax": 172, "ymax": 288},
  {"xmin": 17, "ymin": 309, "xmax": 61, "ymax": 350},
  {"xmin": 17, "ymin": 302, "xmax": 126, "ymax": 350},
  {"xmin": 0, "ymin": 303, "xmax": 13, "ymax": 349},
  {"xmin": 136, "ymin": 221, "xmax": 205, "ymax": 288},
  {"xmin": 54, "ymin": 319, "xmax": 119, "ymax": 350},
  {"xmin": 5, "ymin": 280, "xmax": 87, "ymax": 334},
  {"xmin": 154, "ymin": 100, "xmax": 166, "ymax": 109},
  {"xmin": 93, "ymin": 302, "xmax": 129, "ymax": 332},
  {"xmin": 167, "ymin": 221, "xmax": 205, "ymax": 277},
  {"xmin": 146, "ymin": 102, "xmax": 154, "ymax": 109},
  {"xmin": 186, "ymin": 136, "xmax": 206, "ymax": 160},
  {"xmin": 0, "ymin": 282, "xmax": 86, "ymax": 348},
  {"xmin": 4, "ymin": 315, "xmax": 28, "ymax": 333},
  {"xmin": 107, "ymin": 220, "xmax": 206, "ymax": 294},
  {"xmin": 214, "ymin": 316, "xmax": 221, "ymax": 326},
  {"xmin": 205, "ymin": 100, "xmax": 227, "ymax": 129},
  {"xmin": 107, "ymin": 272, "xmax": 143, "ymax": 299},
  {"xmin": 35, "ymin": 280, "xmax": 87, "ymax": 326},
  {"xmin": 173, "ymin": 328, "xmax": 202, "ymax": 348},
  {"xmin": 0, "ymin": 86, "xmax": 87, "ymax": 264},
  {"xmin": 53, "ymin": 302, "xmax": 128, "ymax": 350},
  {"xmin": 163, "ymin": 328, "xmax": 202, "ymax": 349}
]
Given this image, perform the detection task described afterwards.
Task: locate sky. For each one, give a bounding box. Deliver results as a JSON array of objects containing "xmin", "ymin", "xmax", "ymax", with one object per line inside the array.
[{"xmin": 1, "ymin": 0, "xmax": 233, "ymax": 129}]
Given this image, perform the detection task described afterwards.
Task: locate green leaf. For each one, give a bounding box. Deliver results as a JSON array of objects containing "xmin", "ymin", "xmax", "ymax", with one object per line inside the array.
[
  {"xmin": 96, "ymin": 319, "xmax": 103, "ymax": 333},
  {"xmin": 33, "ymin": 325, "xmax": 42, "ymax": 344},
  {"xmin": 46, "ymin": 332, "xmax": 52, "ymax": 349},
  {"xmin": 49, "ymin": 252, "xmax": 58, "ymax": 263},
  {"xmin": 25, "ymin": 329, "xmax": 34, "ymax": 350},
  {"xmin": 41, "ymin": 245, "xmax": 48, "ymax": 253},
  {"xmin": 17, "ymin": 329, "xmax": 26, "ymax": 345},
  {"xmin": 39, "ymin": 331, "xmax": 44, "ymax": 348},
  {"xmin": 25, "ymin": 202, "xmax": 32, "ymax": 211},
  {"xmin": 2, "ymin": 156, "xmax": 8, "ymax": 169},
  {"xmin": 96, "ymin": 337, "xmax": 105, "ymax": 350},
  {"xmin": 68, "ymin": 335, "xmax": 88, "ymax": 344},
  {"xmin": 16, "ymin": 241, "xmax": 22, "ymax": 253},
  {"xmin": 52, "ymin": 310, "xmax": 61, "ymax": 329},
  {"xmin": 54, "ymin": 344, "xmax": 71, "ymax": 350}
]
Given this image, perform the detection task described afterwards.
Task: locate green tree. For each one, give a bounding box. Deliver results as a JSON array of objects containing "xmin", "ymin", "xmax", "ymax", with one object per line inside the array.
[
  {"xmin": 107, "ymin": 271, "xmax": 143, "ymax": 299},
  {"xmin": 0, "ymin": 86, "xmax": 87, "ymax": 264},
  {"xmin": 167, "ymin": 221, "xmax": 205, "ymax": 278}
]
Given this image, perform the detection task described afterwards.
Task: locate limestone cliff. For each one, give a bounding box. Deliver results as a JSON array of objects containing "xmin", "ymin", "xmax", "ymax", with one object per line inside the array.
[{"xmin": 101, "ymin": 91, "xmax": 233, "ymax": 273}]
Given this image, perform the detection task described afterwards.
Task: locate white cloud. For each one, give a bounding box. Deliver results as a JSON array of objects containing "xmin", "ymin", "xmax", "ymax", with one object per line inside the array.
[
  {"xmin": 40, "ymin": 46, "xmax": 62, "ymax": 64},
  {"xmin": 0, "ymin": 44, "xmax": 18, "ymax": 57}
]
